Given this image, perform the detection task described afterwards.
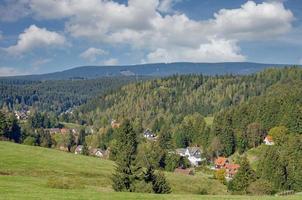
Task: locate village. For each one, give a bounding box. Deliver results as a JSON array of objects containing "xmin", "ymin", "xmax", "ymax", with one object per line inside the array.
[{"xmin": 43, "ymin": 118, "xmax": 275, "ymax": 182}]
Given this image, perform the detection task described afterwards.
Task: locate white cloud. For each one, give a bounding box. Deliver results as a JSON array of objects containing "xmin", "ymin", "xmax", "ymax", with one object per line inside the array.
[
  {"xmin": 212, "ymin": 1, "xmax": 294, "ymax": 40},
  {"xmin": 103, "ymin": 58, "xmax": 119, "ymax": 66},
  {"xmin": 6, "ymin": 25, "xmax": 66, "ymax": 55},
  {"xmin": 0, "ymin": 0, "xmax": 31, "ymax": 22},
  {"xmin": 28, "ymin": 0, "xmax": 293, "ymax": 62},
  {"xmin": 146, "ymin": 39, "xmax": 246, "ymax": 63},
  {"xmin": 2, "ymin": 0, "xmax": 295, "ymax": 63},
  {"xmin": 0, "ymin": 67, "xmax": 24, "ymax": 77},
  {"xmin": 80, "ymin": 47, "xmax": 108, "ymax": 62},
  {"xmin": 158, "ymin": 0, "xmax": 182, "ymax": 13}
]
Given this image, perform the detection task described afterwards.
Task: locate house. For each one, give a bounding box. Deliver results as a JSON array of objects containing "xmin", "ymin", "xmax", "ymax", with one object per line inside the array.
[
  {"xmin": 111, "ymin": 120, "xmax": 121, "ymax": 129},
  {"xmin": 185, "ymin": 147, "xmax": 204, "ymax": 166},
  {"xmin": 214, "ymin": 157, "xmax": 229, "ymax": 169},
  {"xmin": 75, "ymin": 145, "xmax": 83, "ymax": 154},
  {"xmin": 225, "ymin": 164, "xmax": 240, "ymax": 179},
  {"xmin": 60, "ymin": 128, "xmax": 69, "ymax": 134},
  {"xmin": 174, "ymin": 168, "xmax": 194, "ymax": 175},
  {"xmin": 47, "ymin": 128, "xmax": 61, "ymax": 135},
  {"xmin": 143, "ymin": 129, "xmax": 157, "ymax": 140},
  {"xmin": 175, "ymin": 148, "xmax": 186, "ymax": 157},
  {"xmin": 264, "ymin": 135, "xmax": 274, "ymax": 145},
  {"xmin": 176, "ymin": 147, "xmax": 204, "ymax": 166},
  {"xmin": 91, "ymin": 148, "xmax": 106, "ymax": 158},
  {"xmin": 14, "ymin": 110, "xmax": 29, "ymax": 120}
]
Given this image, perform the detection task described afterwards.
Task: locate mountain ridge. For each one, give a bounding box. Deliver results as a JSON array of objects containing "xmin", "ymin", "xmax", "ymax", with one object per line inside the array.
[{"xmin": 1, "ymin": 62, "xmax": 299, "ymax": 80}]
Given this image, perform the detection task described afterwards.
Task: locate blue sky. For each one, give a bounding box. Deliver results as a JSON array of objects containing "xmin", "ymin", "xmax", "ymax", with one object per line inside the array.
[{"xmin": 0, "ymin": 0, "xmax": 301, "ymax": 76}]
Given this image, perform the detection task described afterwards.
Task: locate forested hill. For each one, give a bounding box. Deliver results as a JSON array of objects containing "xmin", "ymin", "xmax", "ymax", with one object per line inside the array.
[
  {"xmin": 69, "ymin": 67, "xmax": 302, "ymax": 130},
  {"xmin": 3, "ymin": 62, "xmax": 295, "ymax": 80},
  {"xmin": 0, "ymin": 76, "xmax": 147, "ymax": 113}
]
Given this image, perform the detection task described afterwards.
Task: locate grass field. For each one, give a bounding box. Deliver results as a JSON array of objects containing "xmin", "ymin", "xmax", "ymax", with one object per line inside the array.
[{"xmin": 0, "ymin": 141, "xmax": 301, "ymax": 200}]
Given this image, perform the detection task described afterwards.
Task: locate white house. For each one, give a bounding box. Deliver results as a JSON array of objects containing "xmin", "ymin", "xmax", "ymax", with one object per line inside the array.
[
  {"xmin": 143, "ymin": 129, "xmax": 157, "ymax": 140},
  {"xmin": 91, "ymin": 148, "xmax": 106, "ymax": 158},
  {"xmin": 264, "ymin": 135, "xmax": 274, "ymax": 145},
  {"xmin": 176, "ymin": 147, "xmax": 205, "ymax": 166}
]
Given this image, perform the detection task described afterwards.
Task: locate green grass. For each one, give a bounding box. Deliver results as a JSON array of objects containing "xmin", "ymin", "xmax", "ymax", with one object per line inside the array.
[
  {"xmin": 60, "ymin": 122, "xmax": 83, "ymax": 129},
  {"xmin": 0, "ymin": 142, "xmax": 300, "ymax": 200}
]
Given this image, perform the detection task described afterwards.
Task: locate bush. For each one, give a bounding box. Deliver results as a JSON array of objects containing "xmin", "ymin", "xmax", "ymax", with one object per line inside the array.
[
  {"xmin": 247, "ymin": 179, "xmax": 274, "ymax": 195},
  {"xmin": 23, "ymin": 136, "xmax": 36, "ymax": 146},
  {"xmin": 214, "ymin": 169, "xmax": 226, "ymax": 184},
  {"xmin": 199, "ymin": 187, "xmax": 208, "ymax": 195}
]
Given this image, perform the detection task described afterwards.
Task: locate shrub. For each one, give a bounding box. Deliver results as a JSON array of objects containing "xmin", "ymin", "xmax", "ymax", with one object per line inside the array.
[
  {"xmin": 214, "ymin": 169, "xmax": 226, "ymax": 184},
  {"xmin": 23, "ymin": 136, "xmax": 36, "ymax": 146},
  {"xmin": 247, "ymin": 179, "xmax": 274, "ymax": 195}
]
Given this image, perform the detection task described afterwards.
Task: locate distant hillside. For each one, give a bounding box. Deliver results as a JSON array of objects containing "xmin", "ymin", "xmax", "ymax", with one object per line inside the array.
[
  {"xmin": 0, "ymin": 76, "xmax": 146, "ymax": 113},
  {"xmin": 2, "ymin": 62, "xmax": 297, "ymax": 80}
]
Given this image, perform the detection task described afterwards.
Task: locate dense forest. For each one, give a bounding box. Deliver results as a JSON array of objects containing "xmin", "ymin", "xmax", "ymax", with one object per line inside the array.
[
  {"xmin": 0, "ymin": 76, "xmax": 146, "ymax": 113},
  {"xmin": 68, "ymin": 67, "xmax": 302, "ymax": 130}
]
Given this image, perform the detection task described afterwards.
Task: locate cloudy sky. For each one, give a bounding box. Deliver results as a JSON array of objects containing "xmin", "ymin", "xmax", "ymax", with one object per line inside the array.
[{"xmin": 0, "ymin": 0, "xmax": 302, "ymax": 76}]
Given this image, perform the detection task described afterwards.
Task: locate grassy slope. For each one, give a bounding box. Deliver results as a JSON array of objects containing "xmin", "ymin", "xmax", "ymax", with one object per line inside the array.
[{"xmin": 0, "ymin": 142, "xmax": 300, "ymax": 200}]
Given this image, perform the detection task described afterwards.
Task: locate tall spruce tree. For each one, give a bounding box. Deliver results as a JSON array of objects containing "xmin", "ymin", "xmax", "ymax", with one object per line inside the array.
[
  {"xmin": 112, "ymin": 120, "xmax": 140, "ymax": 192},
  {"xmin": 228, "ymin": 156, "xmax": 256, "ymax": 193}
]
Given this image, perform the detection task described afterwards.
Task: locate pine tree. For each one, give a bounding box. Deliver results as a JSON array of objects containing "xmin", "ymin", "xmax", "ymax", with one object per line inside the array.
[
  {"xmin": 112, "ymin": 120, "xmax": 140, "ymax": 192},
  {"xmin": 78, "ymin": 128, "xmax": 86, "ymax": 145},
  {"xmin": 152, "ymin": 171, "xmax": 171, "ymax": 194},
  {"xmin": 228, "ymin": 156, "xmax": 256, "ymax": 193},
  {"xmin": 66, "ymin": 132, "xmax": 74, "ymax": 152}
]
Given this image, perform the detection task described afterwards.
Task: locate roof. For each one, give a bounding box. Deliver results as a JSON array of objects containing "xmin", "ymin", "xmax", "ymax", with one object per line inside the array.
[
  {"xmin": 265, "ymin": 135, "xmax": 273, "ymax": 142},
  {"xmin": 91, "ymin": 148, "xmax": 105, "ymax": 155},
  {"xmin": 111, "ymin": 120, "xmax": 121, "ymax": 128},
  {"xmin": 215, "ymin": 157, "xmax": 228, "ymax": 166},
  {"xmin": 225, "ymin": 164, "xmax": 240, "ymax": 175},
  {"xmin": 225, "ymin": 164, "xmax": 240, "ymax": 170},
  {"xmin": 143, "ymin": 129, "xmax": 156, "ymax": 137},
  {"xmin": 175, "ymin": 148, "xmax": 186, "ymax": 155},
  {"xmin": 187, "ymin": 147, "xmax": 201, "ymax": 156},
  {"xmin": 60, "ymin": 128, "xmax": 69, "ymax": 134}
]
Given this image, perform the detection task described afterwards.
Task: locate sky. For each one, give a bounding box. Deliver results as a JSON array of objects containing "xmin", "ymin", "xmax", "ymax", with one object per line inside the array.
[{"xmin": 0, "ymin": 0, "xmax": 302, "ymax": 76}]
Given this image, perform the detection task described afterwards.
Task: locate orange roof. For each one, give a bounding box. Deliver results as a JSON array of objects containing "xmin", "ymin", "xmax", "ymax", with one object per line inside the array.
[
  {"xmin": 225, "ymin": 164, "xmax": 240, "ymax": 170},
  {"xmin": 215, "ymin": 157, "xmax": 228, "ymax": 166},
  {"xmin": 225, "ymin": 164, "xmax": 240, "ymax": 176},
  {"xmin": 265, "ymin": 135, "xmax": 273, "ymax": 142},
  {"xmin": 60, "ymin": 128, "xmax": 69, "ymax": 134}
]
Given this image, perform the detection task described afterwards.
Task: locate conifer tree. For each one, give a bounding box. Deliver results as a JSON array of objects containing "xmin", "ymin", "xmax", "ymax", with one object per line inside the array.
[
  {"xmin": 152, "ymin": 171, "xmax": 171, "ymax": 194},
  {"xmin": 112, "ymin": 120, "xmax": 140, "ymax": 192},
  {"xmin": 228, "ymin": 156, "xmax": 256, "ymax": 193}
]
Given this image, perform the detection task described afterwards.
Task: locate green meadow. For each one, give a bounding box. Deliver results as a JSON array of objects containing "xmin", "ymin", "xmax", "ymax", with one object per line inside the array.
[{"xmin": 0, "ymin": 141, "xmax": 300, "ymax": 200}]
